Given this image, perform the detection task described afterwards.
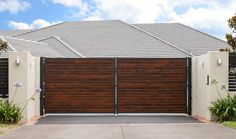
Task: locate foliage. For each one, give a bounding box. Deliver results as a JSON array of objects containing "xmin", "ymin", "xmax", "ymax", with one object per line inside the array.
[
  {"xmin": 0, "ymin": 83, "xmax": 39, "ymax": 124},
  {"xmin": 209, "ymin": 79, "xmax": 236, "ymax": 122},
  {"xmin": 0, "ymin": 100, "xmax": 21, "ymax": 124},
  {"xmin": 223, "ymin": 121, "xmax": 236, "ymax": 129},
  {"xmin": 209, "ymin": 95, "xmax": 236, "ymax": 122},
  {"xmin": 228, "ymin": 14, "xmax": 236, "ymax": 32},
  {"xmin": 226, "ymin": 14, "xmax": 236, "ymax": 52},
  {"xmin": 226, "ymin": 33, "xmax": 236, "ymax": 52},
  {"xmin": 219, "ymin": 47, "xmax": 231, "ymax": 52},
  {"xmin": 0, "ymin": 38, "xmax": 8, "ymax": 54}
]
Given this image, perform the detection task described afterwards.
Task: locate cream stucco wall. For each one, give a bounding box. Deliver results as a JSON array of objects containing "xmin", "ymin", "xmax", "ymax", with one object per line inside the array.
[
  {"xmin": 9, "ymin": 51, "xmax": 40, "ymax": 122},
  {"xmin": 192, "ymin": 51, "xmax": 228, "ymax": 121}
]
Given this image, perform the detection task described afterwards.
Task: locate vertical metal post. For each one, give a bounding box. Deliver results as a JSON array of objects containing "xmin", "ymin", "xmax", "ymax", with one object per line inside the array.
[
  {"xmin": 114, "ymin": 58, "xmax": 118, "ymax": 116},
  {"xmin": 40, "ymin": 57, "xmax": 45, "ymax": 115},
  {"xmin": 0, "ymin": 58, "xmax": 8, "ymax": 98},
  {"xmin": 187, "ymin": 58, "xmax": 192, "ymax": 115}
]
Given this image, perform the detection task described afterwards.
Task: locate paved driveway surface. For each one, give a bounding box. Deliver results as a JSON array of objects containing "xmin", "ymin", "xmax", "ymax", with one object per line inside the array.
[
  {"xmin": 1, "ymin": 116, "xmax": 236, "ymax": 139},
  {"xmin": 36, "ymin": 115, "xmax": 199, "ymax": 124}
]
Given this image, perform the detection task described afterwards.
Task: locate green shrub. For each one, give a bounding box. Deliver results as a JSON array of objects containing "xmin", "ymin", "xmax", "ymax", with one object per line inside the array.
[
  {"xmin": 209, "ymin": 95, "xmax": 236, "ymax": 122},
  {"xmin": 0, "ymin": 100, "xmax": 22, "ymax": 124}
]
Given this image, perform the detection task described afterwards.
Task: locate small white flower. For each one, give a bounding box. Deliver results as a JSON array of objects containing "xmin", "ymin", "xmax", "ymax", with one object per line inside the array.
[
  {"xmin": 211, "ymin": 79, "xmax": 218, "ymax": 85},
  {"xmin": 220, "ymin": 84, "xmax": 227, "ymax": 90},
  {"xmin": 14, "ymin": 82, "xmax": 23, "ymax": 87},
  {"xmin": 35, "ymin": 88, "xmax": 41, "ymax": 93}
]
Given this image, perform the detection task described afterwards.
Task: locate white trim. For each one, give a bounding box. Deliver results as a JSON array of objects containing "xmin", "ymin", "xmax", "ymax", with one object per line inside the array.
[
  {"xmin": 121, "ymin": 21, "xmax": 193, "ymax": 56},
  {"xmin": 53, "ymin": 36, "xmax": 85, "ymax": 57},
  {"xmin": 7, "ymin": 43, "xmax": 17, "ymax": 52}
]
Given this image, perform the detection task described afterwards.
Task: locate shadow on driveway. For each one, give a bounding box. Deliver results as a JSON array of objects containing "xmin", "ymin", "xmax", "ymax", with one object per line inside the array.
[{"xmin": 36, "ymin": 115, "xmax": 201, "ymax": 124}]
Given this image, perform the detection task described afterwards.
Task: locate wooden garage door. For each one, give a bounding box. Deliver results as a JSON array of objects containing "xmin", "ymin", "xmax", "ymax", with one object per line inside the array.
[
  {"xmin": 118, "ymin": 58, "xmax": 187, "ymax": 113},
  {"xmin": 44, "ymin": 58, "xmax": 115, "ymax": 113}
]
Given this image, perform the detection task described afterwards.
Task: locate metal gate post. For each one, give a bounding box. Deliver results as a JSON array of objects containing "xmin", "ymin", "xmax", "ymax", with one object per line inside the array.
[
  {"xmin": 0, "ymin": 58, "xmax": 8, "ymax": 98},
  {"xmin": 40, "ymin": 57, "xmax": 46, "ymax": 115},
  {"xmin": 114, "ymin": 58, "xmax": 118, "ymax": 116},
  {"xmin": 187, "ymin": 58, "xmax": 192, "ymax": 115}
]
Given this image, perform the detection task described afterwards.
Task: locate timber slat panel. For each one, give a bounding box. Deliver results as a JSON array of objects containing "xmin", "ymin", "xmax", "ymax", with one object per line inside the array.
[
  {"xmin": 44, "ymin": 58, "xmax": 187, "ymax": 114},
  {"xmin": 118, "ymin": 58, "xmax": 187, "ymax": 113},
  {"xmin": 45, "ymin": 58, "xmax": 115, "ymax": 113},
  {"xmin": 0, "ymin": 58, "xmax": 8, "ymax": 98}
]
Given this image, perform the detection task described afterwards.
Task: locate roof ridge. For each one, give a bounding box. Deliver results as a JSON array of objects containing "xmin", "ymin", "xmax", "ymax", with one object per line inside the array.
[
  {"xmin": 13, "ymin": 20, "xmax": 121, "ymax": 37},
  {"xmin": 13, "ymin": 22, "xmax": 66, "ymax": 37},
  {"xmin": 3, "ymin": 35, "xmax": 48, "ymax": 45},
  {"xmin": 121, "ymin": 21, "xmax": 192, "ymax": 56},
  {"xmin": 133, "ymin": 23, "xmax": 179, "ymax": 25},
  {"xmin": 177, "ymin": 23, "xmax": 228, "ymax": 44},
  {"xmin": 71, "ymin": 19, "xmax": 121, "ymax": 23},
  {"xmin": 38, "ymin": 36, "xmax": 85, "ymax": 57}
]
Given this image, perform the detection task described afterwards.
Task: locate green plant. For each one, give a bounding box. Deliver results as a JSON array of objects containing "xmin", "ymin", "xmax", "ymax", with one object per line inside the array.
[
  {"xmin": 209, "ymin": 79, "xmax": 236, "ymax": 122},
  {"xmin": 226, "ymin": 13, "xmax": 236, "ymax": 52},
  {"xmin": 0, "ymin": 83, "xmax": 39, "ymax": 124},
  {"xmin": 209, "ymin": 95, "xmax": 236, "ymax": 122},
  {"xmin": 0, "ymin": 100, "xmax": 21, "ymax": 124},
  {"xmin": 223, "ymin": 121, "xmax": 236, "ymax": 129},
  {"xmin": 0, "ymin": 38, "xmax": 8, "ymax": 55}
]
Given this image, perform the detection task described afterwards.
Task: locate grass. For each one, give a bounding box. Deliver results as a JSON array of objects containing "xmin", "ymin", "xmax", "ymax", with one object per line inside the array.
[
  {"xmin": 223, "ymin": 121, "xmax": 236, "ymax": 129},
  {"xmin": 0, "ymin": 124, "xmax": 19, "ymax": 135}
]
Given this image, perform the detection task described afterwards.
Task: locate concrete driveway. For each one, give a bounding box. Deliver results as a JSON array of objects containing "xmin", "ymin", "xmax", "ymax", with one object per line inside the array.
[
  {"xmin": 36, "ymin": 115, "xmax": 200, "ymax": 124},
  {"xmin": 1, "ymin": 116, "xmax": 236, "ymax": 139}
]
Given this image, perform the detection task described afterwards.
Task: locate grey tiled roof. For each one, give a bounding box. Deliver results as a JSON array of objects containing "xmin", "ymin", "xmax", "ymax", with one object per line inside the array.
[
  {"xmin": 15, "ymin": 20, "xmax": 190, "ymax": 58},
  {"xmin": 0, "ymin": 52, "xmax": 8, "ymax": 58},
  {"xmin": 134, "ymin": 23, "xmax": 229, "ymax": 56},
  {"xmin": 0, "ymin": 29, "xmax": 33, "ymax": 36},
  {"xmin": 1, "ymin": 37, "xmax": 64, "ymax": 57},
  {"xmin": 38, "ymin": 36, "xmax": 80, "ymax": 58},
  {"xmin": 1, "ymin": 21, "xmax": 228, "ymax": 58}
]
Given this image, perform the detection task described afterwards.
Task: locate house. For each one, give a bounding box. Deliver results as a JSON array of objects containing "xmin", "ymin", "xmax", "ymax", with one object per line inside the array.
[{"xmin": 0, "ymin": 20, "xmax": 230, "ymax": 122}]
